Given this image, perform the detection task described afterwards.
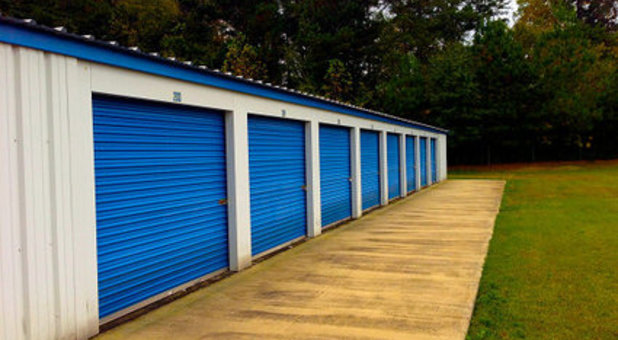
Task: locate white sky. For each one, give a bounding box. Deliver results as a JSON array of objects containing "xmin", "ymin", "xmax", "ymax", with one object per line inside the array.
[{"xmin": 504, "ymin": 0, "xmax": 520, "ymax": 27}]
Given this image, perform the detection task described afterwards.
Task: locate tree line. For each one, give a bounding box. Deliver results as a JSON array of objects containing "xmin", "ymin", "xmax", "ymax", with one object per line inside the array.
[{"xmin": 2, "ymin": 0, "xmax": 616, "ymax": 164}]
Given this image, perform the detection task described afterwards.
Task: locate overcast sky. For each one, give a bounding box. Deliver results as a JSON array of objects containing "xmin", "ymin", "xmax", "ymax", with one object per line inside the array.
[{"xmin": 504, "ymin": 0, "xmax": 520, "ymax": 27}]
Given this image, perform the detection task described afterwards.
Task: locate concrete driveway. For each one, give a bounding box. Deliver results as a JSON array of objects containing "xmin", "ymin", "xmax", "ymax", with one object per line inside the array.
[{"xmin": 97, "ymin": 180, "xmax": 505, "ymax": 340}]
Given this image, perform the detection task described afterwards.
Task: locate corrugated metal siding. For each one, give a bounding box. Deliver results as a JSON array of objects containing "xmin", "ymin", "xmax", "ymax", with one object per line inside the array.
[
  {"xmin": 420, "ymin": 137, "xmax": 428, "ymax": 186},
  {"xmin": 406, "ymin": 136, "xmax": 417, "ymax": 192},
  {"xmin": 92, "ymin": 96, "xmax": 229, "ymax": 318},
  {"xmin": 431, "ymin": 138, "xmax": 437, "ymax": 183},
  {"xmin": 319, "ymin": 125, "xmax": 352, "ymax": 226},
  {"xmin": 360, "ymin": 130, "xmax": 380, "ymax": 210},
  {"xmin": 387, "ymin": 133, "xmax": 401, "ymax": 199},
  {"xmin": 0, "ymin": 44, "xmax": 99, "ymax": 340},
  {"xmin": 248, "ymin": 115, "xmax": 307, "ymax": 256}
]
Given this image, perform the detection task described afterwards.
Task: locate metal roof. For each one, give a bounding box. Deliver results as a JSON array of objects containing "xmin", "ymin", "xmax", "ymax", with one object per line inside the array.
[{"xmin": 0, "ymin": 15, "xmax": 448, "ymax": 134}]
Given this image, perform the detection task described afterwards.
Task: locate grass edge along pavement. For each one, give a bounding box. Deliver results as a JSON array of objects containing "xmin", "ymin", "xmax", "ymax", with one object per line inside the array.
[{"xmin": 452, "ymin": 160, "xmax": 618, "ymax": 339}]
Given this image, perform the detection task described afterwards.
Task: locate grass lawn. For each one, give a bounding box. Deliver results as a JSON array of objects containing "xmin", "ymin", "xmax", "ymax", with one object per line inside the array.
[{"xmin": 450, "ymin": 161, "xmax": 618, "ymax": 340}]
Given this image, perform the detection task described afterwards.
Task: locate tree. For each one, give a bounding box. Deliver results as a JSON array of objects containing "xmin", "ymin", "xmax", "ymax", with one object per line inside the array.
[
  {"xmin": 472, "ymin": 20, "xmax": 540, "ymax": 163},
  {"xmin": 222, "ymin": 33, "xmax": 267, "ymax": 80},
  {"xmin": 209, "ymin": 0, "xmax": 288, "ymax": 83},
  {"xmin": 281, "ymin": 0, "xmax": 382, "ymax": 98},
  {"xmin": 2, "ymin": 0, "xmax": 615, "ymax": 164},
  {"xmin": 322, "ymin": 59, "xmax": 354, "ymax": 101},
  {"xmin": 110, "ymin": 0, "xmax": 181, "ymax": 53},
  {"xmin": 532, "ymin": 22, "xmax": 607, "ymax": 159},
  {"xmin": 422, "ymin": 21, "xmax": 540, "ymax": 164},
  {"xmin": 382, "ymin": 0, "xmax": 511, "ymax": 61},
  {"xmin": 376, "ymin": 53, "xmax": 425, "ymax": 118},
  {"xmin": 516, "ymin": 0, "xmax": 617, "ymax": 159},
  {"xmin": 423, "ymin": 43, "xmax": 481, "ymax": 164},
  {"xmin": 0, "ymin": 0, "xmax": 115, "ymax": 40},
  {"xmin": 574, "ymin": 0, "xmax": 617, "ymax": 31}
]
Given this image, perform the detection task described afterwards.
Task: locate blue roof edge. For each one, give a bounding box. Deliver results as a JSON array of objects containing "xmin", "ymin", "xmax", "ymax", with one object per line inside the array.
[{"xmin": 0, "ymin": 16, "xmax": 448, "ymax": 134}]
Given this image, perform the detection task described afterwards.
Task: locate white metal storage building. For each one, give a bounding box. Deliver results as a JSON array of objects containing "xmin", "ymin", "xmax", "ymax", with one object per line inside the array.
[{"xmin": 0, "ymin": 16, "xmax": 448, "ymax": 340}]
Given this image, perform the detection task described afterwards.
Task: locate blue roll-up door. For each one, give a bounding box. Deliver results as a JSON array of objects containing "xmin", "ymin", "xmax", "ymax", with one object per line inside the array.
[
  {"xmin": 248, "ymin": 115, "xmax": 307, "ymax": 256},
  {"xmin": 360, "ymin": 130, "xmax": 380, "ymax": 210},
  {"xmin": 319, "ymin": 125, "xmax": 352, "ymax": 227},
  {"xmin": 93, "ymin": 95, "xmax": 228, "ymax": 319},
  {"xmin": 406, "ymin": 136, "xmax": 417, "ymax": 192},
  {"xmin": 420, "ymin": 137, "xmax": 428, "ymax": 186},
  {"xmin": 387, "ymin": 133, "xmax": 401, "ymax": 199},
  {"xmin": 431, "ymin": 138, "xmax": 437, "ymax": 183}
]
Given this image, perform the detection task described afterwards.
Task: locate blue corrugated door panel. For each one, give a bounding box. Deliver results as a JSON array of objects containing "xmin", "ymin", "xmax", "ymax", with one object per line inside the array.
[
  {"xmin": 420, "ymin": 137, "xmax": 428, "ymax": 186},
  {"xmin": 248, "ymin": 115, "xmax": 307, "ymax": 256},
  {"xmin": 319, "ymin": 125, "xmax": 352, "ymax": 227},
  {"xmin": 387, "ymin": 133, "xmax": 401, "ymax": 199},
  {"xmin": 93, "ymin": 95, "xmax": 229, "ymax": 319},
  {"xmin": 406, "ymin": 136, "xmax": 416, "ymax": 192},
  {"xmin": 360, "ymin": 130, "xmax": 380, "ymax": 210},
  {"xmin": 431, "ymin": 138, "xmax": 437, "ymax": 183}
]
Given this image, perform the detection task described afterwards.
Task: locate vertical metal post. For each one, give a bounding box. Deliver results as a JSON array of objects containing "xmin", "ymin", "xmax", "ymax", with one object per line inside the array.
[
  {"xmin": 439, "ymin": 134, "xmax": 448, "ymax": 181},
  {"xmin": 350, "ymin": 127, "xmax": 362, "ymax": 218},
  {"xmin": 379, "ymin": 131, "xmax": 388, "ymax": 205},
  {"xmin": 306, "ymin": 120, "xmax": 321, "ymax": 237},
  {"xmin": 415, "ymin": 135, "xmax": 421, "ymax": 191},
  {"xmin": 426, "ymin": 136, "xmax": 432, "ymax": 185},
  {"xmin": 399, "ymin": 133, "xmax": 407, "ymax": 197},
  {"xmin": 225, "ymin": 110, "xmax": 252, "ymax": 271}
]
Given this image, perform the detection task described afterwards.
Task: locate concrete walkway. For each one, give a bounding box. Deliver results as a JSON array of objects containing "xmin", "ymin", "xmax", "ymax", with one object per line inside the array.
[{"xmin": 97, "ymin": 180, "xmax": 505, "ymax": 340}]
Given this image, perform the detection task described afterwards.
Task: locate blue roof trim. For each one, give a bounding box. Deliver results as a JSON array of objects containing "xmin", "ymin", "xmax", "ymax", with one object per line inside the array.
[{"xmin": 0, "ymin": 17, "xmax": 448, "ymax": 134}]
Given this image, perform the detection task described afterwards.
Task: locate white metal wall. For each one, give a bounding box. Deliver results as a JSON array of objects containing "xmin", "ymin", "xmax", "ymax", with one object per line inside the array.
[
  {"xmin": 0, "ymin": 44, "xmax": 99, "ymax": 340},
  {"xmin": 0, "ymin": 42, "xmax": 447, "ymax": 340},
  {"xmin": 439, "ymin": 134, "xmax": 448, "ymax": 181}
]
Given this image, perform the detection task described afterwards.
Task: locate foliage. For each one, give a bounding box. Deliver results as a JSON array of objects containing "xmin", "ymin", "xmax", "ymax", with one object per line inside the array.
[
  {"xmin": 574, "ymin": 0, "xmax": 617, "ymax": 31},
  {"xmin": 382, "ymin": 0, "xmax": 510, "ymax": 60},
  {"xmin": 222, "ymin": 33, "xmax": 267, "ymax": 80},
  {"xmin": 322, "ymin": 59, "xmax": 353, "ymax": 101},
  {"xmin": 471, "ymin": 21, "xmax": 538, "ymax": 164},
  {"xmin": 1, "ymin": 0, "xmax": 616, "ymax": 164},
  {"xmin": 281, "ymin": 0, "xmax": 382, "ymax": 99},
  {"xmin": 373, "ymin": 53, "xmax": 423, "ymax": 116},
  {"xmin": 425, "ymin": 1, "xmax": 618, "ymax": 163},
  {"xmin": 110, "ymin": 0, "xmax": 181, "ymax": 50}
]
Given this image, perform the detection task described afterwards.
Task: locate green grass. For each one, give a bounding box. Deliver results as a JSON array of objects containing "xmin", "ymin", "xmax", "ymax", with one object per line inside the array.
[{"xmin": 451, "ymin": 161, "xmax": 618, "ymax": 340}]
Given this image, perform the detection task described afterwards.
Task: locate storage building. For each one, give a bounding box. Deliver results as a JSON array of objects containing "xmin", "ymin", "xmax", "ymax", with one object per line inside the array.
[{"xmin": 0, "ymin": 16, "xmax": 448, "ymax": 340}]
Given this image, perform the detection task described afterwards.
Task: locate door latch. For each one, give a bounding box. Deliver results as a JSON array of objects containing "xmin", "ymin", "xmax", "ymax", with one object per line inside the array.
[{"xmin": 218, "ymin": 198, "xmax": 228, "ymax": 205}]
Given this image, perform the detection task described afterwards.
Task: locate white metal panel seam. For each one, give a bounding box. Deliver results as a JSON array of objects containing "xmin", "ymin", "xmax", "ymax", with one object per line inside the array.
[
  {"xmin": 0, "ymin": 43, "xmax": 26, "ymax": 340},
  {"xmin": 47, "ymin": 53, "xmax": 77, "ymax": 338},
  {"xmin": 68, "ymin": 58, "xmax": 99, "ymax": 338},
  {"xmin": 17, "ymin": 47, "xmax": 42, "ymax": 340},
  {"xmin": 37, "ymin": 48, "xmax": 57, "ymax": 338}
]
